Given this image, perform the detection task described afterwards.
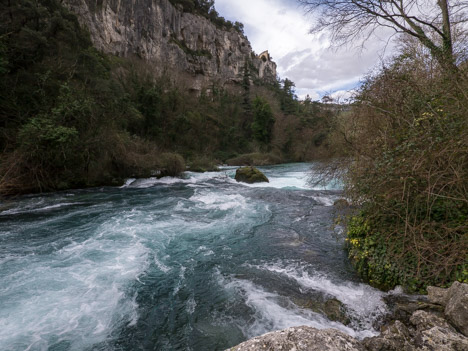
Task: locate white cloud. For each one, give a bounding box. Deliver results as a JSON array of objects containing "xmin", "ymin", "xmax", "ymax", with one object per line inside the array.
[
  {"xmin": 215, "ymin": 0, "xmax": 395, "ymax": 100},
  {"xmin": 329, "ymin": 89, "xmax": 356, "ymax": 103}
]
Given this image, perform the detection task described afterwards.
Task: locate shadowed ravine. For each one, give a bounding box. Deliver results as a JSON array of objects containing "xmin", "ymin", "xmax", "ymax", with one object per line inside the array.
[{"xmin": 0, "ymin": 163, "xmax": 389, "ymax": 351}]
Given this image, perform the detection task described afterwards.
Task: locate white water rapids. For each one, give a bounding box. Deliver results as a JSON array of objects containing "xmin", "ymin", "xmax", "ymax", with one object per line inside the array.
[{"xmin": 0, "ymin": 163, "xmax": 392, "ymax": 350}]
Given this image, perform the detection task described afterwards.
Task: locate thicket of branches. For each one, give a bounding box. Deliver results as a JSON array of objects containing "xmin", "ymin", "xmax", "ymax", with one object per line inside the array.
[
  {"xmin": 341, "ymin": 51, "xmax": 468, "ymax": 290},
  {"xmin": 301, "ymin": 1, "xmax": 468, "ymax": 290},
  {"xmin": 299, "ymin": 1, "xmax": 468, "ymax": 67}
]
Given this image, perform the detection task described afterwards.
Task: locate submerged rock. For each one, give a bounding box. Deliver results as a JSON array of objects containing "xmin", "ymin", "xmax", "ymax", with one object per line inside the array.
[
  {"xmin": 189, "ymin": 164, "xmax": 220, "ymax": 173},
  {"xmin": 235, "ymin": 167, "xmax": 269, "ymax": 184},
  {"xmin": 228, "ymin": 326, "xmax": 364, "ymax": 351},
  {"xmin": 324, "ymin": 298, "xmax": 351, "ymax": 325},
  {"xmin": 294, "ymin": 297, "xmax": 351, "ymax": 326}
]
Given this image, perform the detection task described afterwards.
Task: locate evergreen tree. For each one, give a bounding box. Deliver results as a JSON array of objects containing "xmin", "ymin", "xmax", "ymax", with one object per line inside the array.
[
  {"xmin": 241, "ymin": 60, "xmax": 251, "ymax": 112},
  {"xmin": 280, "ymin": 78, "xmax": 297, "ymax": 114},
  {"xmin": 251, "ymin": 96, "xmax": 275, "ymax": 144}
]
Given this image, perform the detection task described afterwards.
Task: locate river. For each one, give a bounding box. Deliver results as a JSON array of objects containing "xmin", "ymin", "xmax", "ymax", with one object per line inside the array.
[{"xmin": 0, "ymin": 163, "xmax": 388, "ymax": 350}]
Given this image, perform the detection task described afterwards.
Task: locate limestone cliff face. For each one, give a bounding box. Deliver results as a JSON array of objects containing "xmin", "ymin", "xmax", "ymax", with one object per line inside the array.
[{"xmin": 63, "ymin": 0, "xmax": 277, "ymax": 91}]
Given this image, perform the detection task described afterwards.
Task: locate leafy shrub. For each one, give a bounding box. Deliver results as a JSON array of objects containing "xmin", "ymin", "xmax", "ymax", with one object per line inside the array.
[
  {"xmin": 339, "ymin": 51, "xmax": 468, "ymax": 292},
  {"xmin": 188, "ymin": 156, "xmax": 219, "ymax": 172},
  {"xmin": 159, "ymin": 153, "xmax": 186, "ymax": 177}
]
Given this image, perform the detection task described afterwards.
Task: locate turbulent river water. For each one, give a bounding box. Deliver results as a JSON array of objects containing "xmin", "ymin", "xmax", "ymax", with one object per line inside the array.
[{"xmin": 0, "ymin": 163, "xmax": 390, "ymax": 351}]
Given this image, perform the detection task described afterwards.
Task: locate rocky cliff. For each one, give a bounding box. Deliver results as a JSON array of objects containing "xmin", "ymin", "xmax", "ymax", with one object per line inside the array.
[{"xmin": 63, "ymin": 0, "xmax": 277, "ymax": 92}]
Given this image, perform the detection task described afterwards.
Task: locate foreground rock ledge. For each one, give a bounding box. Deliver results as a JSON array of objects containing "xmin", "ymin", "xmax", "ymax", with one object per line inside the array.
[
  {"xmin": 228, "ymin": 326, "xmax": 364, "ymax": 351},
  {"xmin": 228, "ymin": 282, "xmax": 468, "ymax": 351}
]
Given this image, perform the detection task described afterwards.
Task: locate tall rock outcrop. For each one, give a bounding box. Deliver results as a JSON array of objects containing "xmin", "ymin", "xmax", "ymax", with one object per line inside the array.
[{"xmin": 63, "ymin": 0, "xmax": 277, "ymax": 92}]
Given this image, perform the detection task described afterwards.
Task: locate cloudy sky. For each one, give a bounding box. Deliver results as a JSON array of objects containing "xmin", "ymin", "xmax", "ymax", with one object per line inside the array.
[{"xmin": 215, "ymin": 0, "xmax": 395, "ymax": 101}]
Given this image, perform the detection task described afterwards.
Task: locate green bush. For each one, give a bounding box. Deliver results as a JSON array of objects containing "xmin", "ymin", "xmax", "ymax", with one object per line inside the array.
[
  {"xmin": 159, "ymin": 153, "xmax": 186, "ymax": 177},
  {"xmin": 188, "ymin": 156, "xmax": 219, "ymax": 172}
]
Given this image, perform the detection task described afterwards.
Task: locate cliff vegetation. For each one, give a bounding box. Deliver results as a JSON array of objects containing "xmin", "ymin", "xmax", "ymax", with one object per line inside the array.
[
  {"xmin": 0, "ymin": 0, "xmax": 333, "ymax": 195},
  {"xmin": 169, "ymin": 0, "xmax": 245, "ymax": 33}
]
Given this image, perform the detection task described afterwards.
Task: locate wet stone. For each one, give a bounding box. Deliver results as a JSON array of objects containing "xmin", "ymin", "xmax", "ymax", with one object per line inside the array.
[{"xmin": 235, "ymin": 166, "xmax": 269, "ymax": 184}]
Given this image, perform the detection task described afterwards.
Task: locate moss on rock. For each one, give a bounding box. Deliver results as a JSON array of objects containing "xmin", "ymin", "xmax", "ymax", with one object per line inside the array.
[{"xmin": 235, "ymin": 166, "xmax": 269, "ymax": 184}]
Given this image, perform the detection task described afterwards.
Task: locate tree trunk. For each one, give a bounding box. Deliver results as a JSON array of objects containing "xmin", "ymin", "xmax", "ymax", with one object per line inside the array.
[{"xmin": 437, "ymin": 0, "xmax": 456, "ymax": 72}]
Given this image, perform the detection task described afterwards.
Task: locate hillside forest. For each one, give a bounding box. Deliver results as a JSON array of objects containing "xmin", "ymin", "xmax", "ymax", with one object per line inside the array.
[{"xmin": 0, "ymin": 0, "xmax": 334, "ymax": 195}]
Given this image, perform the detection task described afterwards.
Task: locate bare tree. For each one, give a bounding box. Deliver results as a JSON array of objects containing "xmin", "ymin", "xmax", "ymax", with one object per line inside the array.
[{"xmin": 298, "ymin": 0, "xmax": 468, "ymax": 72}]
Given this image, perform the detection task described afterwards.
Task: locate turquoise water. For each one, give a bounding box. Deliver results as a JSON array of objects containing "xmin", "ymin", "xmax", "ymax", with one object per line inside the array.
[{"xmin": 0, "ymin": 163, "xmax": 387, "ymax": 350}]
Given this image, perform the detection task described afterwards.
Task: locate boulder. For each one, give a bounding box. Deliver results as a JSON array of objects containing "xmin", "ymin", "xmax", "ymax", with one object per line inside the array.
[
  {"xmin": 414, "ymin": 326, "xmax": 468, "ymax": 350},
  {"xmin": 383, "ymin": 293, "xmax": 443, "ymax": 325},
  {"xmin": 427, "ymin": 286, "xmax": 448, "ymax": 306},
  {"xmin": 444, "ymin": 282, "xmax": 468, "ymax": 336},
  {"xmin": 408, "ymin": 309, "xmax": 468, "ymax": 350},
  {"xmin": 410, "ymin": 310, "xmax": 455, "ymax": 332},
  {"xmin": 235, "ymin": 167, "xmax": 269, "ymax": 184},
  {"xmin": 363, "ymin": 320, "xmax": 414, "ymax": 351},
  {"xmin": 364, "ymin": 310, "xmax": 468, "ymax": 351},
  {"xmin": 228, "ymin": 326, "xmax": 364, "ymax": 351},
  {"xmin": 294, "ymin": 298, "xmax": 351, "ymax": 326},
  {"xmin": 324, "ymin": 298, "xmax": 351, "ymax": 325}
]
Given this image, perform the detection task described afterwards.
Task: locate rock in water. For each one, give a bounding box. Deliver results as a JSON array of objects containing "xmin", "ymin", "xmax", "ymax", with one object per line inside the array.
[
  {"xmin": 227, "ymin": 326, "xmax": 364, "ymax": 351},
  {"xmin": 324, "ymin": 298, "xmax": 351, "ymax": 325},
  {"xmin": 235, "ymin": 167, "xmax": 269, "ymax": 184}
]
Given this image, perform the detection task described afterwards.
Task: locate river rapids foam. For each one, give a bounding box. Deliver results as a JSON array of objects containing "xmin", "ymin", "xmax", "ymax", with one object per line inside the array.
[{"xmin": 0, "ymin": 163, "xmax": 389, "ymax": 351}]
